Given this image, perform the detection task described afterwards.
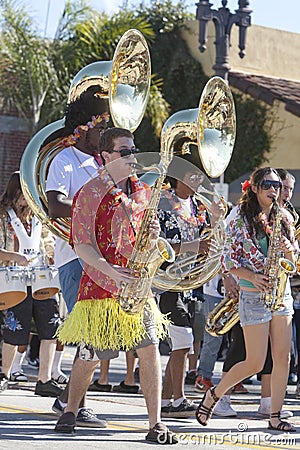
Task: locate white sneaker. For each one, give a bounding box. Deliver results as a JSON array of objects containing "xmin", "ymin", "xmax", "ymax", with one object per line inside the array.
[
  {"xmin": 213, "ymin": 396, "xmax": 237, "ymax": 417},
  {"xmin": 257, "ymin": 404, "xmax": 293, "ymax": 419}
]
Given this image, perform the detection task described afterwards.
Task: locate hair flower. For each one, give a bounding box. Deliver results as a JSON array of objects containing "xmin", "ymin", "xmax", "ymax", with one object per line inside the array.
[{"xmin": 241, "ymin": 179, "xmax": 251, "ymax": 192}]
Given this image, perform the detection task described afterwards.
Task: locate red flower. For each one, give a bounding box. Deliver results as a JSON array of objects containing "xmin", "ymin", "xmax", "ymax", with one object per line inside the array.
[{"xmin": 241, "ymin": 179, "xmax": 251, "ymax": 192}]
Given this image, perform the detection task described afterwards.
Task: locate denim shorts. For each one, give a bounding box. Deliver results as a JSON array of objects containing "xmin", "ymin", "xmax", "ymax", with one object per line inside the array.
[
  {"xmin": 239, "ymin": 288, "xmax": 293, "ymax": 327},
  {"xmin": 78, "ymin": 304, "xmax": 159, "ymax": 361}
]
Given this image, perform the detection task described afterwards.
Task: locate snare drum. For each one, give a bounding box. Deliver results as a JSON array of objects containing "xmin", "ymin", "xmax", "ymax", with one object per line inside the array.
[
  {"xmin": 0, "ymin": 267, "xmax": 27, "ymax": 310},
  {"xmin": 31, "ymin": 266, "xmax": 60, "ymax": 300}
]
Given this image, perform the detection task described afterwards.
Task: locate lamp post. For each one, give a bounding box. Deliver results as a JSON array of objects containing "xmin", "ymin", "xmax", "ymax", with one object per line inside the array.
[{"xmin": 196, "ymin": 0, "xmax": 252, "ymax": 81}]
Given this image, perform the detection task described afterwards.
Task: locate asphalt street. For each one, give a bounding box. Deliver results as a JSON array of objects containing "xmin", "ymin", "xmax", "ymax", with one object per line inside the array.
[{"xmin": 0, "ymin": 346, "xmax": 299, "ymax": 449}]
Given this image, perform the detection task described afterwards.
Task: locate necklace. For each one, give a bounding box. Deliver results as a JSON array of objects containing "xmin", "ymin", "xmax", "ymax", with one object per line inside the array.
[
  {"xmin": 165, "ymin": 189, "xmax": 207, "ymax": 226},
  {"xmin": 98, "ymin": 166, "xmax": 150, "ymax": 237}
]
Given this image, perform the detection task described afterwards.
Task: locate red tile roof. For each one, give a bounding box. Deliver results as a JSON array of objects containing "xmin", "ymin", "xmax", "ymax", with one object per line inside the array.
[{"xmin": 229, "ymin": 72, "xmax": 300, "ymax": 117}]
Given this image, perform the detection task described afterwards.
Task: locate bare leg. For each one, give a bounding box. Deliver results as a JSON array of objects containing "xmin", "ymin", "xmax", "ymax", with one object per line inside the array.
[
  {"xmin": 56, "ymin": 340, "xmax": 64, "ymax": 352},
  {"xmin": 197, "ymin": 322, "xmax": 269, "ymax": 425},
  {"xmin": 17, "ymin": 345, "xmax": 27, "ymax": 353},
  {"xmin": 215, "ymin": 323, "xmax": 269, "ymax": 397},
  {"xmin": 98, "ymin": 360, "xmax": 110, "ymax": 384},
  {"xmin": 162, "ymin": 348, "xmax": 189, "ymax": 401},
  {"xmin": 269, "ymin": 315, "xmax": 292, "ymax": 428},
  {"xmin": 124, "ymin": 351, "xmax": 137, "ymax": 385},
  {"xmin": 136, "ymin": 344, "xmax": 161, "ymax": 429},
  {"xmin": 1, "ymin": 343, "xmax": 17, "ymax": 378},
  {"xmin": 65, "ymin": 358, "xmax": 99, "ymax": 414},
  {"xmin": 38, "ymin": 339, "xmax": 56, "ymax": 383},
  {"xmin": 58, "ymin": 348, "xmax": 87, "ymax": 408}
]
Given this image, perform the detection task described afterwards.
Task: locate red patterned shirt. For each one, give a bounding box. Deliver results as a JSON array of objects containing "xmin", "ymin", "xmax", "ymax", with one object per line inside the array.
[{"xmin": 71, "ymin": 169, "xmax": 151, "ymax": 301}]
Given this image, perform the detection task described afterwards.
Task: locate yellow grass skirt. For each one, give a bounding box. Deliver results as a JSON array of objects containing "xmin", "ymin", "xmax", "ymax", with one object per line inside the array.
[{"xmin": 56, "ymin": 297, "xmax": 169, "ymax": 351}]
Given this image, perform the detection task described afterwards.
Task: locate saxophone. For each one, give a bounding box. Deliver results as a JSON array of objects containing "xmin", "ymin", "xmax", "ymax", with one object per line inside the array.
[
  {"xmin": 115, "ymin": 164, "xmax": 175, "ymax": 315},
  {"xmin": 261, "ymin": 201, "xmax": 296, "ymax": 311},
  {"xmin": 205, "ymin": 295, "xmax": 239, "ymax": 336}
]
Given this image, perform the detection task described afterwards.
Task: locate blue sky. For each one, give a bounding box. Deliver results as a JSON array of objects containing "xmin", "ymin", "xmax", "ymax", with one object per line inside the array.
[{"xmin": 20, "ymin": 0, "xmax": 300, "ymax": 38}]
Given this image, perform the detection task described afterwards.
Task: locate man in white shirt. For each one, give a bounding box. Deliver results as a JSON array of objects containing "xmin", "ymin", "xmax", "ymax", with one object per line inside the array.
[{"xmin": 45, "ymin": 89, "xmax": 109, "ymax": 428}]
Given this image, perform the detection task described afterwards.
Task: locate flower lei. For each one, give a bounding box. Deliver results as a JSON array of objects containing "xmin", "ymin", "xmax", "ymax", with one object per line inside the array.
[
  {"xmin": 164, "ymin": 189, "xmax": 207, "ymax": 226},
  {"xmin": 241, "ymin": 179, "xmax": 251, "ymax": 192},
  {"xmin": 61, "ymin": 112, "xmax": 110, "ymax": 147},
  {"xmin": 98, "ymin": 165, "xmax": 149, "ymax": 216},
  {"xmin": 97, "ymin": 166, "xmax": 150, "ymax": 254}
]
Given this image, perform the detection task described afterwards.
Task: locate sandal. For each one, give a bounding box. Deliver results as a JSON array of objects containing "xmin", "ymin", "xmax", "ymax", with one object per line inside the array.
[
  {"xmin": 145, "ymin": 422, "xmax": 178, "ymax": 444},
  {"xmin": 195, "ymin": 386, "xmax": 219, "ymax": 426},
  {"xmin": 10, "ymin": 371, "xmax": 28, "ymax": 382},
  {"xmin": 268, "ymin": 411, "xmax": 296, "ymax": 433}
]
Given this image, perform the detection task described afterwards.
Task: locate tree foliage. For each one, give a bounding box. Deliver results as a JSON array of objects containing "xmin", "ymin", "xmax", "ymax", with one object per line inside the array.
[{"xmin": 0, "ymin": 0, "xmax": 274, "ymax": 179}]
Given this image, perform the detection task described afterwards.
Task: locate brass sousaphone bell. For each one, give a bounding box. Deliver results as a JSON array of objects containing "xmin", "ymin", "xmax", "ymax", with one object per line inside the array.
[
  {"xmin": 20, "ymin": 29, "xmax": 151, "ymax": 241},
  {"xmin": 152, "ymin": 76, "xmax": 236, "ymax": 292}
]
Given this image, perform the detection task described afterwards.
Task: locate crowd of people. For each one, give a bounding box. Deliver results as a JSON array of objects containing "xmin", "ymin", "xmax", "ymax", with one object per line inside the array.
[{"xmin": 0, "ymin": 85, "xmax": 299, "ymax": 444}]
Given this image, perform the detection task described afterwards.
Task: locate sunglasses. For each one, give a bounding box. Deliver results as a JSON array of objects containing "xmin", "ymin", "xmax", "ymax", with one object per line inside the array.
[
  {"xmin": 111, "ymin": 148, "xmax": 140, "ymax": 158},
  {"xmin": 260, "ymin": 180, "xmax": 282, "ymax": 190}
]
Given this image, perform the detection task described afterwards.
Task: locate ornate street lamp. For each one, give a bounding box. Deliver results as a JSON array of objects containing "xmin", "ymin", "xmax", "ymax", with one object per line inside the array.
[{"xmin": 196, "ymin": 0, "xmax": 252, "ymax": 81}]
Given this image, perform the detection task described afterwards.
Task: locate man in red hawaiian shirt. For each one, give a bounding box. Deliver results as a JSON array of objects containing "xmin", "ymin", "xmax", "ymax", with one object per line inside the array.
[{"xmin": 55, "ymin": 127, "xmax": 178, "ymax": 444}]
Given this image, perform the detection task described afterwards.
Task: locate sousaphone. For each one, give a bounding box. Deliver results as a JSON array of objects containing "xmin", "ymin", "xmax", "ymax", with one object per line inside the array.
[
  {"xmin": 152, "ymin": 76, "xmax": 236, "ymax": 292},
  {"xmin": 20, "ymin": 29, "xmax": 151, "ymax": 241}
]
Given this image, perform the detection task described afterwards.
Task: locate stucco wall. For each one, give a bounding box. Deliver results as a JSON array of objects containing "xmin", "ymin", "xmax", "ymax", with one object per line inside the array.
[
  {"xmin": 181, "ymin": 21, "xmax": 300, "ymax": 81},
  {"xmin": 265, "ymin": 101, "xmax": 300, "ymax": 169},
  {"xmin": 181, "ymin": 20, "xmax": 300, "ymax": 173}
]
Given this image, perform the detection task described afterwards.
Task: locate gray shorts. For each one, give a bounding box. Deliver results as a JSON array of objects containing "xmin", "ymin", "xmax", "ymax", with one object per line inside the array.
[
  {"xmin": 78, "ymin": 305, "xmax": 159, "ymax": 361},
  {"xmin": 239, "ymin": 289, "xmax": 294, "ymax": 327}
]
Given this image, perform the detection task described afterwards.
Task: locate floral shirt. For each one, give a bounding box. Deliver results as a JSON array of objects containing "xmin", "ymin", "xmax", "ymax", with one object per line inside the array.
[
  {"xmin": 221, "ymin": 211, "xmax": 268, "ymax": 275},
  {"xmin": 157, "ymin": 189, "xmax": 209, "ymax": 299},
  {"xmin": 157, "ymin": 189, "xmax": 209, "ymax": 244},
  {"xmin": 71, "ymin": 168, "xmax": 151, "ymax": 301}
]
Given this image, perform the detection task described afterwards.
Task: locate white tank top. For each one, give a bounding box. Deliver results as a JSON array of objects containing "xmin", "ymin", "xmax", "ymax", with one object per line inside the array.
[{"xmin": 7, "ymin": 209, "xmax": 43, "ymax": 266}]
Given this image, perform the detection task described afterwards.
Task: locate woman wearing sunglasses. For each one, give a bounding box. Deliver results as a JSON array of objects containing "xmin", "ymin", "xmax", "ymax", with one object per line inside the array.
[{"xmin": 196, "ymin": 167, "xmax": 297, "ymax": 432}]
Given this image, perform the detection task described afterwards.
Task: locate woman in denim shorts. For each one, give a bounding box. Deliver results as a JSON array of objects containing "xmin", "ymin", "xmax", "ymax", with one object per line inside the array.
[{"xmin": 196, "ymin": 167, "xmax": 297, "ymax": 433}]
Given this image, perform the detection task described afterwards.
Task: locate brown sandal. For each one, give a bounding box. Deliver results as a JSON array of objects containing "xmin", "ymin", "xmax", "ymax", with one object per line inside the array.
[
  {"xmin": 195, "ymin": 386, "xmax": 219, "ymax": 426},
  {"xmin": 268, "ymin": 411, "xmax": 296, "ymax": 433},
  {"xmin": 146, "ymin": 422, "xmax": 178, "ymax": 444}
]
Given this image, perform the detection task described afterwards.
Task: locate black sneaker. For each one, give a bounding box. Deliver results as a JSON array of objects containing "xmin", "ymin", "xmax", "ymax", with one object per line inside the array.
[
  {"xmin": 112, "ymin": 380, "xmax": 139, "ymax": 394},
  {"xmin": 0, "ymin": 373, "xmax": 8, "ymax": 393},
  {"xmin": 52, "ymin": 397, "xmax": 65, "ymax": 416},
  {"xmin": 185, "ymin": 370, "xmax": 197, "ymax": 385},
  {"xmin": 166, "ymin": 399, "xmax": 198, "ymax": 418},
  {"xmin": 76, "ymin": 408, "xmax": 107, "ymax": 428},
  {"xmin": 35, "ymin": 380, "xmax": 63, "ymax": 397},
  {"xmin": 55, "ymin": 412, "xmax": 76, "ymax": 434},
  {"xmin": 88, "ymin": 381, "xmax": 112, "ymax": 392},
  {"xmin": 161, "ymin": 404, "xmax": 172, "ymax": 418}
]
